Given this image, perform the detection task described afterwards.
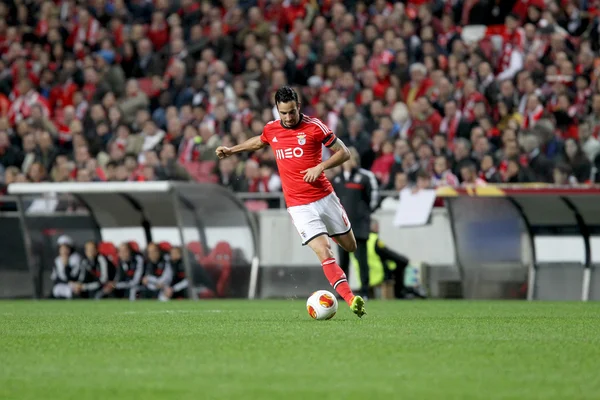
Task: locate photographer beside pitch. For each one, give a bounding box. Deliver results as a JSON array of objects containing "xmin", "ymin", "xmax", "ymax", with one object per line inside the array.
[
  {"xmin": 332, "ymin": 147, "xmax": 379, "ymax": 299},
  {"xmin": 216, "ymin": 86, "xmax": 366, "ymax": 318}
]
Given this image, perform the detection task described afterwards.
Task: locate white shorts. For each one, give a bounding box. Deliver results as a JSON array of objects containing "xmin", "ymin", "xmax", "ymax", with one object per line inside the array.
[{"xmin": 287, "ymin": 192, "xmax": 351, "ymax": 245}]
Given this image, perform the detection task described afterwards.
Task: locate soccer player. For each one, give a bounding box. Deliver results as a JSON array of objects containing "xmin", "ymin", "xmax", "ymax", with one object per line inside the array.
[{"xmin": 216, "ymin": 86, "xmax": 366, "ymax": 317}]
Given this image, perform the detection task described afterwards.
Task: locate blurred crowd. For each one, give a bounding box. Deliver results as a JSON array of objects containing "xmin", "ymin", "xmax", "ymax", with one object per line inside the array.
[{"xmin": 1, "ymin": 0, "xmax": 600, "ymax": 202}]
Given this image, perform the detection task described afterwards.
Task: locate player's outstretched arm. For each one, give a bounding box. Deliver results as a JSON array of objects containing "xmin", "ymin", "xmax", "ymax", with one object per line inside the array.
[
  {"xmin": 216, "ymin": 135, "xmax": 267, "ymax": 159},
  {"xmin": 301, "ymin": 138, "xmax": 351, "ymax": 183}
]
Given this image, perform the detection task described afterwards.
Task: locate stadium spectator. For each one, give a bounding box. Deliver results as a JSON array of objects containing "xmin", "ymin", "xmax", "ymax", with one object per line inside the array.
[
  {"xmin": 431, "ymin": 155, "xmax": 459, "ymax": 188},
  {"xmin": 216, "ymin": 155, "xmax": 245, "ymax": 192},
  {"xmin": 579, "ymin": 122, "xmax": 600, "ymax": 162},
  {"xmin": 562, "ymin": 138, "xmax": 592, "ymax": 183},
  {"xmin": 460, "ymin": 162, "xmax": 487, "ymax": 187},
  {"xmin": 521, "ymin": 134, "xmax": 554, "ymax": 182},
  {"xmin": 379, "ymin": 171, "xmax": 408, "ymax": 211},
  {"xmin": 0, "ymin": 0, "xmax": 599, "ymax": 203},
  {"xmin": 414, "ymin": 169, "xmax": 433, "ymax": 192},
  {"xmin": 0, "ymin": 131, "xmax": 20, "ymax": 169},
  {"xmin": 553, "ymin": 162, "xmax": 577, "ymax": 185},
  {"xmin": 480, "ymin": 154, "xmax": 503, "ymax": 183},
  {"xmin": 156, "ymin": 142, "xmax": 191, "ymax": 181},
  {"xmin": 0, "ymin": 165, "xmax": 19, "ymax": 196}
]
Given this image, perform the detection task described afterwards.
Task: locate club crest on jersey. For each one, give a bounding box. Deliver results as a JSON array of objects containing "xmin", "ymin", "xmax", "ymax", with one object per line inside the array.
[{"xmin": 297, "ymin": 133, "xmax": 306, "ymax": 145}]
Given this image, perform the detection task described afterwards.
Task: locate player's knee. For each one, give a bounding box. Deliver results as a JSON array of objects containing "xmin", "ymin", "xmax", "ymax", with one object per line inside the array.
[
  {"xmin": 341, "ymin": 235, "xmax": 357, "ymax": 252},
  {"xmin": 321, "ymin": 247, "xmax": 335, "ymax": 261},
  {"xmin": 317, "ymin": 241, "xmax": 334, "ymax": 261},
  {"xmin": 346, "ymin": 239, "xmax": 357, "ymax": 253}
]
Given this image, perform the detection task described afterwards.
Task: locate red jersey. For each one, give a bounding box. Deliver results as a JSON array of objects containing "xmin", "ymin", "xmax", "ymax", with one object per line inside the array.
[{"xmin": 260, "ymin": 114, "xmax": 337, "ymax": 207}]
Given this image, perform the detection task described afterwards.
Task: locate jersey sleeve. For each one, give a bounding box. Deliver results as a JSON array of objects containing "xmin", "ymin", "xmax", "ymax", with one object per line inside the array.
[
  {"xmin": 260, "ymin": 131, "xmax": 269, "ymax": 145},
  {"xmin": 311, "ymin": 118, "xmax": 337, "ymax": 148},
  {"xmin": 260, "ymin": 122, "xmax": 271, "ymax": 145}
]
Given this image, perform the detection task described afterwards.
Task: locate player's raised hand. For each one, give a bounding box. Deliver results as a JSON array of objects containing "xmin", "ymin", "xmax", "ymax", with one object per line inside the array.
[
  {"xmin": 216, "ymin": 146, "xmax": 232, "ymax": 159},
  {"xmin": 300, "ymin": 165, "xmax": 324, "ymax": 183}
]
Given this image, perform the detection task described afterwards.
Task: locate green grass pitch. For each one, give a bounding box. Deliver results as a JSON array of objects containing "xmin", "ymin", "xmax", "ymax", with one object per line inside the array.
[{"xmin": 2, "ymin": 300, "xmax": 600, "ymax": 400}]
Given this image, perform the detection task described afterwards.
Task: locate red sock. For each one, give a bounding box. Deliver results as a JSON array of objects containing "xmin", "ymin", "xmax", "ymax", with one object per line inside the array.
[{"xmin": 321, "ymin": 258, "xmax": 354, "ymax": 305}]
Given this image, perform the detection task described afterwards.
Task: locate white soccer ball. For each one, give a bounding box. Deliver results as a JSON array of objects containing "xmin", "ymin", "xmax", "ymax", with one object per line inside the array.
[{"xmin": 306, "ymin": 290, "xmax": 338, "ymax": 320}]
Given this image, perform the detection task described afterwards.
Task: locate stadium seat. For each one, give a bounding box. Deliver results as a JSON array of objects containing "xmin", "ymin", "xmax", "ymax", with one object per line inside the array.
[
  {"xmin": 198, "ymin": 174, "xmax": 219, "ymax": 184},
  {"xmin": 244, "ymin": 200, "xmax": 269, "ymax": 211},
  {"xmin": 43, "ymin": 229, "xmax": 60, "ymax": 237},
  {"xmin": 127, "ymin": 240, "xmax": 140, "ymax": 253},
  {"xmin": 98, "ymin": 241, "xmax": 118, "ymax": 265},
  {"xmin": 186, "ymin": 241, "xmax": 204, "ymax": 262},
  {"xmin": 200, "ymin": 241, "xmax": 232, "ymax": 298},
  {"xmin": 158, "ymin": 241, "xmax": 172, "ymax": 253},
  {"xmin": 180, "ymin": 161, "xmax": 218, "ymax": 183},
  {"xmin": 198, "ymin": 160, "xmax": 216, "ymax": 175},
  {"xmin": 180, "ymin": 161, "xmax": 197, "ymax": 174},
  {"xmin": 198, "ymin": 287, "xmax": 217, "ymax": 299}
]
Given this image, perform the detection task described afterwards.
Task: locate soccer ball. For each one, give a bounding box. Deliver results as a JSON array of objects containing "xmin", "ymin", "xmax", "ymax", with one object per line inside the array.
[{"xmin": 306, "ymin": 290, "xmax": 338, "ymax": 320}]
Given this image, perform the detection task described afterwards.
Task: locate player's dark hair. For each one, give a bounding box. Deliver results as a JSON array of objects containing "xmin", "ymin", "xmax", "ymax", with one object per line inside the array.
[{"xmin": 274, "ymin": 86, "xmax": 299, "ymax": 105}]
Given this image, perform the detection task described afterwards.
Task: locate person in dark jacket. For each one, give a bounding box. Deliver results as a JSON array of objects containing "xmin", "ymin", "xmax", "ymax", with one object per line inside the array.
[
  {"xmin": 163, "ymin": 246, "xmax": 189, "ymax": 299},
  {"xmin": 113, "ymin": 242, "xmax": 145, "ymax": 300},
  {"xmin": 75, "ymin": 241, "xmax": 116, "ymax": 299},
  {"xmin": 331, "ymin": 147, "xmax": 379, "ymax": 297},
  {"xmin": 50, "ymin": 235, "xmax": 82, "ymax": 299},
  {"xmin": 141, "ymin": 242, "xmax": 173, "ymax": 301},
  {"xmin": 561, "ymin": 138, "xmax": 592, "ymax": 183},
  {"xmin": 522, "ymin": 134, "xmax": 554, "ymax": 182}
]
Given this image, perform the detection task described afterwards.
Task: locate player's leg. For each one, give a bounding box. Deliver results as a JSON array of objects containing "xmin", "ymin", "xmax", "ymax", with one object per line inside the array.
[
  {"xmin": 324, "ymin": 193, "xmax": 357, "ymax": 253},
  {"xmin": 289, "ymin": 201, "xmax": 364, "ymax": 316},
  {"xmin": 331, "ymin": 229, "xmax": 357, "ymax": 253},
  {"xmin": 319, "ymin": 194, "xmax": 366, "ymax": 317},
  {"xmin": 128, "ymin": 286, "xmax": 139, "ymax": 301},
  {"xmin": 158, "ymin": 287, "xmax": 171, "ymax": 301},
  {"xmin": 52, "ymin": 283, "xmax": 73, "ymax": 299},
  {"xmin": 306, "ymin": 235, "xmax": 355, "ymax": 306},
  {"xmin": 328, "ymin": 232, "xmax": 367, "ymax": 316}
]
